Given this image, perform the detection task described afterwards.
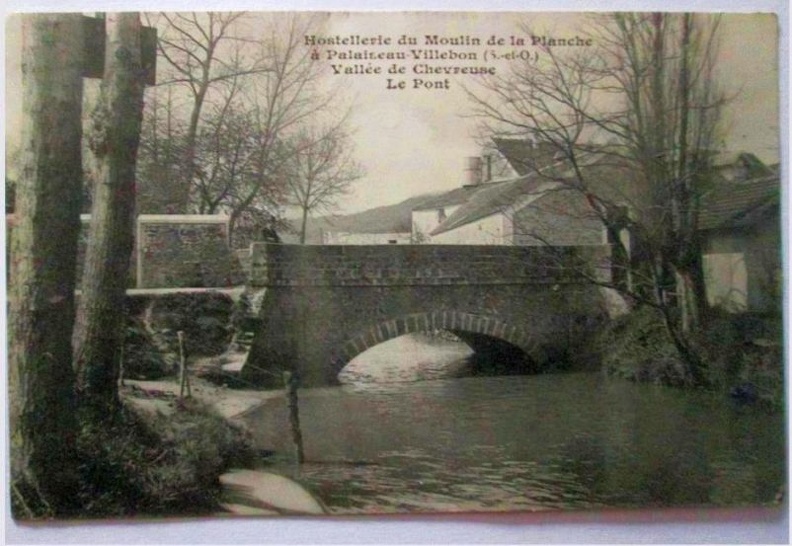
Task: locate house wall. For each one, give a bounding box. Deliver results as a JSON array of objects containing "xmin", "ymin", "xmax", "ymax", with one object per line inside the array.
[
  {"xmin": 485, "ymin": 152, "xmax": 520, "ymax": 181},
  {"xmin": 411, "ymin": 205, "xmax": 462, "ymax": 242},
  {"xmin": 702, "ymin": 249, "xmax": 747, "ymax": 311},
  {"xmin": 702, "ymin": 216, "xmax": 781, "ymax": 313},
  {"xmin": 510, "ymin": 189, "xmax": 605, "ymax": 246},
  {"xmin": 431, "ymin": 213, "xmax": 508, "ymax": 245},
  {"xmin": 322, "ymin": 231, "xmax": 411, "ymax": 245}
]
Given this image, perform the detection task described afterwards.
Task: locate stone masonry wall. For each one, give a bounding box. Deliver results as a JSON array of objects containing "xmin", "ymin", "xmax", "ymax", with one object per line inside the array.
[
  {"xmin": 243, "ymin": 243, "xmax": 610, "ymax": 388},
  {"xmin": 248, "ymin": 243, "xmax": 609, "ymax": 288},
  {"xmin": 6, "ymin": 214, "xmax": 243, "ymax": 289},
  {"xmin": 138, "ymin": 217, "xmax": 244, "ymax": 288}
]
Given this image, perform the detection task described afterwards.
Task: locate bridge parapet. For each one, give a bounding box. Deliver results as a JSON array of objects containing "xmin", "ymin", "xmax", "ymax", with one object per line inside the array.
[{"xmin": 248, "ymin": 244, "xmax": 608, "ymax": 287}]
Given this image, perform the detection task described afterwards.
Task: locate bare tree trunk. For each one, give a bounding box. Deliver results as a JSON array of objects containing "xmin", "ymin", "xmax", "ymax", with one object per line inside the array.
[
  {"xmin": 659, "ymin": 300, "xmax": 707, "ymax": 386},
  {"xmin": 8, "ymin": 13, "xmax": 84, "ymax": 513},
  {"xmin": 675, "ymin": 270, "xmax": 699, "ymax": 333},
  {"xmin": 673, "ymin": 13, "xmax": 702, "ymax": 335},
  {"xmin": 178, "ymin": 85, "xmax": 209, "ymax": 213},
  {"xmin": 300, "ymin": 205, "xmax": 309, "ymax": 244},
  {"xmin": 74, "ymin": 13, "xmax": 145, "ymax": 412}
]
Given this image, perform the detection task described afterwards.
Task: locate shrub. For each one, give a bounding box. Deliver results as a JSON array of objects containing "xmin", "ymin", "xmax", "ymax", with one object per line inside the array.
[
  {"xmin": 598, "ymin": 306, "xmax": 784, "ymax": 409},
  {"xmin": 66, "ymin": 399, "xmax": 255, "ymax": 518},
  {"xmin": 122, "ymin": 317, "xmax": 173, "ymax": 379},
  {"xmin": 145, "ymin": 292, "xmax": 235, "ymax": 357},
  {"xmin": 596, "ymin": 306, "xmax": 693, "ymax": 387},
  {"xmin": 698, "ymin": 310, "xmax": 783, "ymax": 411}
]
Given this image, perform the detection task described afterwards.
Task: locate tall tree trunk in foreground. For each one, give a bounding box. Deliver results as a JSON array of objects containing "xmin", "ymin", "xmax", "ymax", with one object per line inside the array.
[
  {"xmin": 8, "ymin": 13, "xmax": 84, "ymax": 513},
  {"xmin": 74, "ymin": 13, "xmax": 145, "ymax": 412}
]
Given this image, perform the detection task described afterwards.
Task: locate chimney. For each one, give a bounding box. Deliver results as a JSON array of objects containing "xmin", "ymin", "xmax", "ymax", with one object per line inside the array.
[{"xmin": 463, "ymin": 156, "xmax": 483, "ymax": 186}]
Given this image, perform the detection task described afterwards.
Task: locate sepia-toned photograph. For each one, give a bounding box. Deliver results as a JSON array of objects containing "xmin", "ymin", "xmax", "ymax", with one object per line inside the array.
[{"xmin": 3, "ymin": 6, "xmax": 785, "ymax": 535}]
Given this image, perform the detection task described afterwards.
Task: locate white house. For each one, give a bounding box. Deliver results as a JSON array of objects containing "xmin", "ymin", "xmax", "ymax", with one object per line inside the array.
[
  {"xmin": 423, "ymin": 148, "xmax": 614, "ymax": 247},
  {"xmin": 410, "ymin": 186, "xmax": 473, "ymax": 242},
  {"xmin": 410, "ymin": 137, "xmax": 593, "ymax": 245},
  {"xmin": 423, "ymin": 144, "xmax": 781, "ymax": 314},
  {"xmin": 321, "ymin": 230, "xmax": 411, "ymax": 245},
  {"xmin": 699, "ymin": 156, "xmax": 780, "ymax": 312}
]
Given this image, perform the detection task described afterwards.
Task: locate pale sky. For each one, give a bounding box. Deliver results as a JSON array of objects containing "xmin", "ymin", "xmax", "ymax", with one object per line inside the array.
[
  {"xmin": 4, "ymin": 11, "xmax": 781, "ymax": 216},
  {"xmin": 322, "ymin": 12, "xmax": 781, "ymax": 214}
]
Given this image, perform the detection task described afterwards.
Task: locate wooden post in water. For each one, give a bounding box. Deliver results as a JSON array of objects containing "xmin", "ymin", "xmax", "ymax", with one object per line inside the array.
[
  {"xmin": 118, "ymin": 341, "xmax": 125, "ymax": 388},
  {"xmin": 283, "ymin": 371, "xmax": 305, "ymax": 464}
]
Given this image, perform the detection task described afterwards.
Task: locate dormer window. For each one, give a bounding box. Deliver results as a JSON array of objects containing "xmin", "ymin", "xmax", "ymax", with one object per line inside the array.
[{"xmin": 438, "ymin": 208, "xmax": 447, "ymax": 223}]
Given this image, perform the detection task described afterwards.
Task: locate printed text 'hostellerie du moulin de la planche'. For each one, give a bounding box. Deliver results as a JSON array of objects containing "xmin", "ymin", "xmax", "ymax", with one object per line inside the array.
[{"xmin": 305, "ymin": 33, "xmax": 593, "ymax": 91}]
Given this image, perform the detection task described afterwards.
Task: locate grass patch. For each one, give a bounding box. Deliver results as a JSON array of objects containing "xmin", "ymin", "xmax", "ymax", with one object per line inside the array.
[{"xmin": 14, "ymin": 398, "xmax": 255, "ymax": 519}]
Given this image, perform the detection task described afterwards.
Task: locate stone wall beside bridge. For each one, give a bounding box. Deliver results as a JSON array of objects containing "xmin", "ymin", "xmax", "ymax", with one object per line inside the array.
[
  {"xmin": 242, "ymin": 243, "xmax": 610, "ymax": 388},
  {"xmin": 7, "ymin": 213, "xmax": 244, "ymax": 289}
]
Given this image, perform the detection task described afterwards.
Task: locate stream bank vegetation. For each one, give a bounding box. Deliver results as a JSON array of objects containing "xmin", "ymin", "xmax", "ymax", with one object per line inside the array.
[
  {"xmin": 12, "ymin": 398, "xmax": 254, "ymax": 519},
  {"xmin": 12, "ymin": 289, "xmax": 259, "ymax": 519},
  {"xmin": 593, "ymin": 305, "xmax": 783, "ymax": 411}
]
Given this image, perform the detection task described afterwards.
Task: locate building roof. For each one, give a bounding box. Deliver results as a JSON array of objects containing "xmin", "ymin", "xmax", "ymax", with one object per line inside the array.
[
  {"xmin": 429, "ymin": 149, "xmax": 780, "ymax": 237},
  {"xmin": 429, "ymin": 152, "xmax": 605, "ymax": 237},
  {"xmin": 414, "ymin": 138, "xmax": 560, "ymax": 217},
  {"xmin": 429, "ymin": 177, "xmax": 551, "ymax": 236},
  {"xmin": 411, "ymin": 186, "xmax": 480, "ymax": 211},
  {"xmin": 699, "ymin": 173, "xmax": 780, "ymax": 231},
  {"xmin": 491, "ymin": 137, "xmax": 560, "ymax": 176}
]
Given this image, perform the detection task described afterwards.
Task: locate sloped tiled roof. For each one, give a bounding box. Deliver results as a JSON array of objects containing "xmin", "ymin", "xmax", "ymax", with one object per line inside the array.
[
  {"xmin": 411, "ymin": 186, "xmax": 480, "ymax": 211},
  {"xmin": 430, "ymin": 152, "xmax": 608, "ymax": 236},
  {"xmin": 714, "ymin": 151, "xmax": 773, "ymax": 173},
  {"xmin": 429, "ymin": 177, "xmax": 555, "ymax": 236},
  {"xmin": 491, "ymin": 137, "xmax": 560, "ymax": 176},
  {"xmin": 698, "ymin": 174, "xmax": 780, "ymax": 231},
  {"xmin": 416, "ymin": 138, "xmax": 561, "ymax": 231}
]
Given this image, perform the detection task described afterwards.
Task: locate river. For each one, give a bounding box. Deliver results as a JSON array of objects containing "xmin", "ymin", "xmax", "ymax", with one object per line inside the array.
[{"xmin": 241, "ymin": 334, "xmax": 785, "ymax": 515}]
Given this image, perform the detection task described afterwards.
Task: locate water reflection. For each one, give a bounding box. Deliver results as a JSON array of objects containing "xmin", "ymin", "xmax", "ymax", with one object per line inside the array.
[{"xmin": 338, "ymin": 332, "xmax": 473, "ymax": 384}]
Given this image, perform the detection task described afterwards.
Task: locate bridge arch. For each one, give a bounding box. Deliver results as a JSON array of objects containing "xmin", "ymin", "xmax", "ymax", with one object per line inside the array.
[
  {"xmin": 242, "ymin": 243, "xmax": 607, "ymax": 388},
  {"xmin": 330, "ymin": 310, "xmax": 547, "ymax": 376}
]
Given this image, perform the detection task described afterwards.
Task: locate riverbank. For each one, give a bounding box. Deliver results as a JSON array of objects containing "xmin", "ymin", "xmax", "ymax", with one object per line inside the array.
[
  {"xmin": 116, "ymin": 310, "xmax": 783, "ymax": 518},
  {"xmin": 122, "ymin": 376, "xmax": 326, "ymax": 517},
  {"xmin": 123, "ymin": 377, "xmax": 277, "ymax": 421},
  {"xmin": 596, "ymin": 307, "xmax": 783, "ymax": 410}
]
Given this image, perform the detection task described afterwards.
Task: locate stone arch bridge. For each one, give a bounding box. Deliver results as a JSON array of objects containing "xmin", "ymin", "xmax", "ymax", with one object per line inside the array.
[{"xmin": 241, "ymin": 243, "xmax": 609, "ymax": 388}]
